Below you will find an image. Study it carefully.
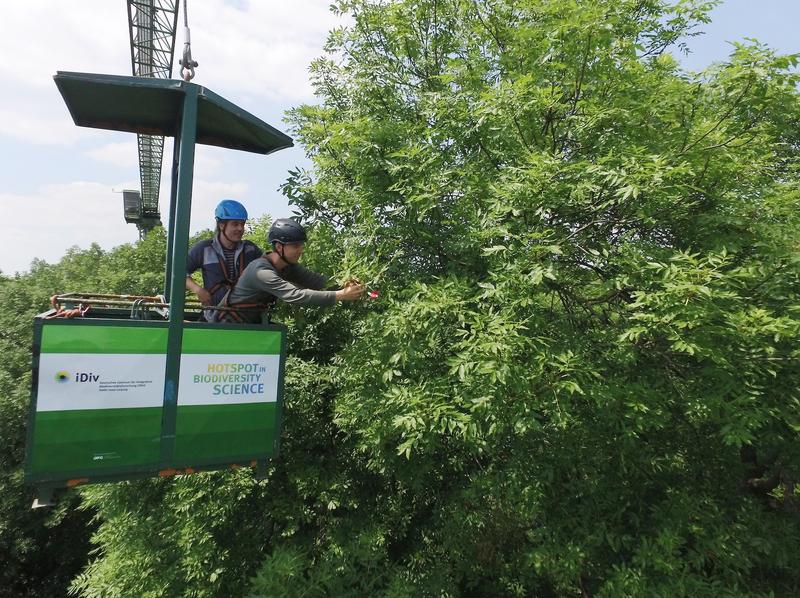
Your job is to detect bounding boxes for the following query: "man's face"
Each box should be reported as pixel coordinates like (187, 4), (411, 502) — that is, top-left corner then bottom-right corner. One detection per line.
(220, 220), (245, 242)
(278, 241), (304, 264)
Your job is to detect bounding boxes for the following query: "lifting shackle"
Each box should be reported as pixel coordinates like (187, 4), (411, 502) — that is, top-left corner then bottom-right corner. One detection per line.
(178, 0), (198, 81)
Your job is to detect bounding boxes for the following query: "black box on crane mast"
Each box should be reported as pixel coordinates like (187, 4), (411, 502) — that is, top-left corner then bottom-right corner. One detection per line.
(122, 189), (142, 224)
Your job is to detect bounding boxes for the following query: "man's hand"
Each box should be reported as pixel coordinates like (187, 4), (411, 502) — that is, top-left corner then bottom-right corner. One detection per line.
(336, 283), (365, 301)
(186, 277), (213, 306)
(196, 288), (213, 306)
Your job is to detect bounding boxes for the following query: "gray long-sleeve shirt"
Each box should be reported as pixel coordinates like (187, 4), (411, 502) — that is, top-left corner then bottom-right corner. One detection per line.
(226, 255), (336, 322)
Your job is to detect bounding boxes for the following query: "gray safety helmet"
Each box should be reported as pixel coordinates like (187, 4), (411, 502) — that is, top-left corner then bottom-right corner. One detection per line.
(268, 218), (307, 246)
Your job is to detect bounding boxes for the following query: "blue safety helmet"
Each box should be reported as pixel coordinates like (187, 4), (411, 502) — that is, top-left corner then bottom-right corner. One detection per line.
(214, 199), (248, 221)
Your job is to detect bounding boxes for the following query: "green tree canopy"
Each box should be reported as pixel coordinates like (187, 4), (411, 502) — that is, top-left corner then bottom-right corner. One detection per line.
(277, 1), (800, 594)
(0, 230), (167, 597)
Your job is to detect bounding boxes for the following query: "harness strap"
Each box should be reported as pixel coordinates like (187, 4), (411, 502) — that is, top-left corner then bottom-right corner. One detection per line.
(46, 303), (91, 319)
(214, 287), (273, 323)
(207, 250), (247, 297)
(220, 302), (267, 323)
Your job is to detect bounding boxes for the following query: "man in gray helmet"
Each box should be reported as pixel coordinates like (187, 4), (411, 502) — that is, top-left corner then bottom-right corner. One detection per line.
(218, 218), (364, 323)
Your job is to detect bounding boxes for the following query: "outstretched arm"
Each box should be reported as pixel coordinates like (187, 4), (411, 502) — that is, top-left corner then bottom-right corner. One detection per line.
(254, 268), (363, 305)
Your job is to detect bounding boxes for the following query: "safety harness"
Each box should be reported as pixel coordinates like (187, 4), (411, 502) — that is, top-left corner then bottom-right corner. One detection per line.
(215, 292), (273, 324)
(206, 250), (247, 299)
(46, 295), (91, 319)
(213, 256), (275, 323)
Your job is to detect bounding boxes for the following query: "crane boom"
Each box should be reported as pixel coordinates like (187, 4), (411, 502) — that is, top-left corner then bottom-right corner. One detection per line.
(125, 0), (180, 237)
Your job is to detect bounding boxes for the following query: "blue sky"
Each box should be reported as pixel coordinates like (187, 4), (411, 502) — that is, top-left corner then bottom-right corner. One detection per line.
(0, 0), (798, 275)
(679, 0), (799, 71)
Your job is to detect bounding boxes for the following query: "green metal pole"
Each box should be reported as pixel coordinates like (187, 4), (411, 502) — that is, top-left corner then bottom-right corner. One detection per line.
(163, 137), (180, 302)
(160, 83), (198, 465)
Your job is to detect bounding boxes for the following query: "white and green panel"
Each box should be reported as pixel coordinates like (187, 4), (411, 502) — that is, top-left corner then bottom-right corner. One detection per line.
(174, 328), (283, 464)
(30, 324), (167, 478)
(28, 322), (285, 482)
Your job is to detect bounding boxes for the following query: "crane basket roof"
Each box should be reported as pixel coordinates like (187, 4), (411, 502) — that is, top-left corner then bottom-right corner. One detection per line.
(54, 71), (292, 154)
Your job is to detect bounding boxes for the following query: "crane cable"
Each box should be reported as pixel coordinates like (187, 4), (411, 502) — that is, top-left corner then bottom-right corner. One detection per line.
(179, 0), (198, 81)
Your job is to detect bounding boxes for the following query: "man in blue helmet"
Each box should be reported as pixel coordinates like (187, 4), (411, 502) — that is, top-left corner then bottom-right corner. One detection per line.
(218, 218), (364, 323)
(186, 199), (263, 321)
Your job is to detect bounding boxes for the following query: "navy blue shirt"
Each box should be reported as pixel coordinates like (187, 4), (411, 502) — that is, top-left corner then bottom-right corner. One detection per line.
(186, 235), (262, 319)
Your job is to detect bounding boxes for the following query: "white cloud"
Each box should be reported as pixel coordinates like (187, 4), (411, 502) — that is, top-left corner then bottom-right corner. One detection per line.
(0, 1), (332, 274)
(84, 141), (139, 168)
(85, 140), (223, 176)
(187, 1), (346, 103)
(0, 1), (127, 90)
(0, 1), (345, 110)
(0, 102), (87, 146)
(0, 177), (262, 275)
(186, 178), (250, 233)
(0, 181), (138, 274)
(193, 146), (225, 177)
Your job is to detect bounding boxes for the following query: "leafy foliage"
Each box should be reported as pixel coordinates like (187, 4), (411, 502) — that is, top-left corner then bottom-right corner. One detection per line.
(0, 230), (166, 597)
(276, 0), (800, 594)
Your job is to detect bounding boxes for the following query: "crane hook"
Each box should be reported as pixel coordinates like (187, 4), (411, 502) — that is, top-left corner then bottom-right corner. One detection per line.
(179, 43), (197, 80)
(179, 27), (198, 81)
(178, 0), (198, 81)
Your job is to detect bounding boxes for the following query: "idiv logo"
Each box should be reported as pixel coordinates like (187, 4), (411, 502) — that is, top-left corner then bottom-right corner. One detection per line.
(54, 370), (100, 383)
(74, 372), (100, 383)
